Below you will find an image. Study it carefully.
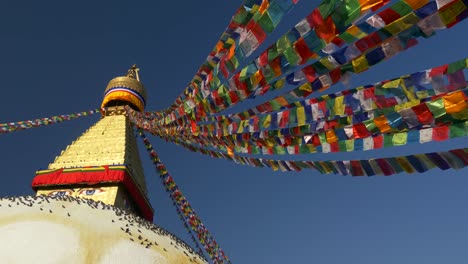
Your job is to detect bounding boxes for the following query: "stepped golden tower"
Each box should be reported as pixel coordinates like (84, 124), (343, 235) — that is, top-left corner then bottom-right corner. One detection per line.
(32, 65), (154, 220)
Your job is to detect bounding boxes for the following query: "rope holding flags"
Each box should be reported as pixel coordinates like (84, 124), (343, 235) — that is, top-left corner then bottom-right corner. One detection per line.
(0, 109), (99, 134)
(138, 130), (231, 264)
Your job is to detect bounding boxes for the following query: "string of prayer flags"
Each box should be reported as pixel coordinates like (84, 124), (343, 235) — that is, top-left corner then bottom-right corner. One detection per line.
(127, 97), (467, 159)
(0, 109), (99, 134)
(163, 0), (301, 121)
(161, 0), (394, 124)
(192, 70), (468, 137)
(157, 0), (467, 127)
(130, 57), (468, 143)
(146, 118), (467, 158)
(193, 36), (468, 128)
(148, 129), (468, 176)
(138, 130), (231, 264)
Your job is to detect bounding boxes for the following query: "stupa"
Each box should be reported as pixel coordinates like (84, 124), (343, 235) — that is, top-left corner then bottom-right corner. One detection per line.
(0, 66), (207, 264)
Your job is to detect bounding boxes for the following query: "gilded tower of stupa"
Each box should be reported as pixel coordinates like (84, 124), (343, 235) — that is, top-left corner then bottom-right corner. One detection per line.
(0, 66), (207, 264)
(31, 65), (153, 221)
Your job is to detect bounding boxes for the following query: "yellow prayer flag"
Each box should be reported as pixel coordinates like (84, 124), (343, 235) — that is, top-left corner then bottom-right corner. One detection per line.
(269, 160), (279, 171)
(299, 82), (312, 93)
(416, 90), (429, 99)
(262, 114), (271, 128)
(394, 100), (420, 111)
(319, 161), (333, 174)
(396, 157), (415, 173)
(265, 138), (275, 147)
(274, 78), (285, 89)
(392, 132), (408, 145)
(400, 76), (417, 101)
(237, 120), (246, 133)
(381, 78), (401, 89)
(439, 0), (466, 25)
(319, 57), (336, 70)
(297, 107), (306, 126)
(384, 13), (419, 35)
(352, 55), (369, 73)
(333, 95), (345, 116)
(346, 25), (367, 39)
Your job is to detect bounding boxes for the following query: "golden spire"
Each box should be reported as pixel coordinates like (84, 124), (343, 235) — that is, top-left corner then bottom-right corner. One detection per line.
(32, 66), (154, 221)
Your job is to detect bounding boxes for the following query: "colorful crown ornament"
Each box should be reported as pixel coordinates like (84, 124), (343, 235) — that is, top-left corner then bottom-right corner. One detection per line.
(101, 64), (147, 112)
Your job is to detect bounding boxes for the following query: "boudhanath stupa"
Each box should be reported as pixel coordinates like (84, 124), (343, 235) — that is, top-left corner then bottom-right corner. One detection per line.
(0, 66), (207, 264)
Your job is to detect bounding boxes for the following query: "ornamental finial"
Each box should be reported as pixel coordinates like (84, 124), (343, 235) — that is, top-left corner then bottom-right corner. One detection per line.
(126, 64), (140, 81)
(101, 65), (147, 113)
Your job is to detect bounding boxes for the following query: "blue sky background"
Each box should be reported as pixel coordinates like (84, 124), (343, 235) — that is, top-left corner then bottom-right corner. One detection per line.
(1, 0), (468, 263)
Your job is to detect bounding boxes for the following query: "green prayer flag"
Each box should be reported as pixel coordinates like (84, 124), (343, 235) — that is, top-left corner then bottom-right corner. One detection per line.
(267, 2), (286, 26)
(317, 0), (336, 18)
(391, 0), (413, 16)
(258, 12), (275, 33)
(318, 132), (327, 143)
(233, 8), (252, 25)
(338, 140), (347, 152)
(284, 47), (301, 66)
(345, 139), (354, 151)
(268, 46), (280, 61)
(276, 35), (291, 53)
(449, 121), (468, 138)
(384, 134), (394, 147)
(363, 119), (377, 132)
(338, 32), (357, 44)
(426, 98), (446, 119)
(447, 58), (467, 74)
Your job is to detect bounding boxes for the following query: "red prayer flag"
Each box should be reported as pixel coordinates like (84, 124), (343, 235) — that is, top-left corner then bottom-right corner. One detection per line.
(449, 149), (468, 165)
(331, 36), (345, 47)
(432, 125), (449, 141)
(279, 110), (290, 128)
(429, 64), (448, 77)
(353, 123), (371, 138)
(412, 103), (434, 124)
(294, 38), (315, 64)
(259, 51), (269, 66)
(350, 160), (365, 176)
(249, 21), (267, 43)
(302, 65), (317, 82)
(330, 142), (339, 152)
(329, 68), (341, 83)
(377, 9), (401, 24)
(229, 91), (240, 104)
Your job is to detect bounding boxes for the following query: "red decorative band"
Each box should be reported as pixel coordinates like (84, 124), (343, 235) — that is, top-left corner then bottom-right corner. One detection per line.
(32, 165), (153, 222)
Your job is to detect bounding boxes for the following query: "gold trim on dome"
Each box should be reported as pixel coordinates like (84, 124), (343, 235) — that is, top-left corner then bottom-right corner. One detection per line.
(104, 76), (147, 101)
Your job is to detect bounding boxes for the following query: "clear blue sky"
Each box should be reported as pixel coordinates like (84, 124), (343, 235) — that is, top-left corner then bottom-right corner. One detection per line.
(1, 1), (468, 263)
